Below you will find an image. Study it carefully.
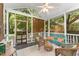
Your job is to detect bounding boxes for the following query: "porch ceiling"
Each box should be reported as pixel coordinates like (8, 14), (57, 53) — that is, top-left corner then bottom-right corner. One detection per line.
(4, 3), (79, 20)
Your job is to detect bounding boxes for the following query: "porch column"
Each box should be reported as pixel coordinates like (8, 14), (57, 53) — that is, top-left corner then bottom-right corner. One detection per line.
(44, 20), (46, 39)
(31, 17), (33, 42)
(48, 19), (50, 36)
(64, 12), (67, 44)
(14, 14), (17, 46)
(26, 17), (28, 42)
(6, 11), (9, 41)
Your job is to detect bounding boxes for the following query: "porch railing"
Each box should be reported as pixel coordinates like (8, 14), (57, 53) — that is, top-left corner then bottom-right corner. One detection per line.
(50, 32), (79, 44)
(66, 33), (79, 44)
(4, 33), (79, 45)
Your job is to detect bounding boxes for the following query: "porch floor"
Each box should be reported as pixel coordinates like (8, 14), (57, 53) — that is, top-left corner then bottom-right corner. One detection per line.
(16, 44), (59, 56)
(15, 42), (36, 50)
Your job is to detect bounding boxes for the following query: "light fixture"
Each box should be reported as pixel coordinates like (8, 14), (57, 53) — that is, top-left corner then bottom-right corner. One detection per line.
(37, 3), (54, 13)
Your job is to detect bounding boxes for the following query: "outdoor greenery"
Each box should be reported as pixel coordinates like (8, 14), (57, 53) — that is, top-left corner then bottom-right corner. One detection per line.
(50, 9), (79, 34)
(50, 16), (64, 23)
(68, 9), (79, 22)
(50, 16), (64, 33)
(45, 21), (48, 32)
(67, 9), (79, 33)
(28, 17), (31, 33)
(8, 8), (79, 34)
(9, 8), (38, 34)
(9, 13), (32, 34)
(9, 13), (15, 34)
(15, 8), (40, 17)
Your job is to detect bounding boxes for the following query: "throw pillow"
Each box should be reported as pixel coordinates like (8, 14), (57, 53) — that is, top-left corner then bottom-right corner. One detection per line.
(58, 38), (63, 42)
(47, 36), (54, 40)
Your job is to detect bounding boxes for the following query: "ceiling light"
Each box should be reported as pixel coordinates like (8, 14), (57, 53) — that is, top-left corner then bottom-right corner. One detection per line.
(37, 3), (54, 13)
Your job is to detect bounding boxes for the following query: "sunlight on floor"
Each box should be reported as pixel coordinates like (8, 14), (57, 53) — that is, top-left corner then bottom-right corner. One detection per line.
(17, 45), (55, 56)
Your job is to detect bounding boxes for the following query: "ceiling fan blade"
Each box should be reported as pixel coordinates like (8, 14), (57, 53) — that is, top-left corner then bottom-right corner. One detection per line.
(48, 6), (54, 9)
(37, 3), (54, 13)
(36, 6), (43, 8)
(39, 8), (49, 13)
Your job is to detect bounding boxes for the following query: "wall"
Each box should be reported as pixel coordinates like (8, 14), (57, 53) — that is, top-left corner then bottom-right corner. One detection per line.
(33, 18), (44, 33)
(0, 3), (3, 41)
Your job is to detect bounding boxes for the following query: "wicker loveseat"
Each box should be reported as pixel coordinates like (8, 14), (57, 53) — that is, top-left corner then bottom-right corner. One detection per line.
(55, 44), (79, 56)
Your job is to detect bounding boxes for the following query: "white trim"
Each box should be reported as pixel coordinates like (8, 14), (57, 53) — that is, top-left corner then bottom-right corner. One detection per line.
(44, 21), (46, 39)
(31, 17), (33, 42)
(66, 6), (79, 13)
(27, 17), (28, 42)
(6, 9), (44, 20)
(6, 11), (9, 41)
(64, 12), (67, 43)
(50, 32), (79, 36)
(64, 13), (67, 35)
(76, 36), (78, 43)
(50, 7), (79, 19)
(14, 14), (16, 46)
(15, 17), (27, 44)
(25, 20), (27, 43)
(67, 33), (79, 36)
(48, 20), (50, 36)
(16, 20), (27, 22)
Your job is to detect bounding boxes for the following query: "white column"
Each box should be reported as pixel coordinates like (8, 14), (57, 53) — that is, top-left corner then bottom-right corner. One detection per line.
(48, 19), (50, 36)
(76, 36), (78, 43)
(31, 17), (33, 42)
(64, 12), (67, 44)
(6, 11), (9, 41)
(14, 14), (17, 46)
(44, 20), (46, 39)
(26, 17), (28, 42)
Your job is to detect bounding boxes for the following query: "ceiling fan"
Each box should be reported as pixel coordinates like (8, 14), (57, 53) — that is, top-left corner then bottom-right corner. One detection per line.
(37, 3), (54, 13)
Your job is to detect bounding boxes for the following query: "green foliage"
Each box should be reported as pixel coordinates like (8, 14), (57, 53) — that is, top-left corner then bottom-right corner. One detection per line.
(45, 21), (48, 32)
(16, 14), (27, 31)
(69, 10), (79, 22)
(28, 17), (31, 33)
(50, 16), (64, 23)
(50, 16), (64, 33)
(50, 9), (79, 33)
(9, 13), (15, 34)
(17, 8), (40, 17)
(69, 23), (79, 31)
(17, 22), (26, 30)
(9, 13), (32, 34)
(68, 9), (79, 32)
(16, 14), (27, 20)
(9, 8), (39, 34)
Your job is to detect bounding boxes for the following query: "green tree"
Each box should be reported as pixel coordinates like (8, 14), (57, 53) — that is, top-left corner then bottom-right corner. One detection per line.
(9, 13), (15, 34)
(67, 9), (79, 33)
(9, 8), (39, 34)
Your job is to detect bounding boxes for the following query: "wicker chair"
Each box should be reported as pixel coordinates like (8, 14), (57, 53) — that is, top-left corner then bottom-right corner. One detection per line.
(44, 40), (53, 51)
(34, 33), (45, 50)
(55, 44), (79, 56)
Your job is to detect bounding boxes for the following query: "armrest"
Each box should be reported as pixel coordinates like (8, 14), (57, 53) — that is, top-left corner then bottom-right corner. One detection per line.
(55, 48), (77, 50)
(55, 48), (77, 56)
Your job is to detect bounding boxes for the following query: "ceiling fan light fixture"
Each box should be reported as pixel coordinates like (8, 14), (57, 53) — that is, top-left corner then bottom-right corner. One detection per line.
(37, 3), (54, 13)
(40, 8), (48, 13)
